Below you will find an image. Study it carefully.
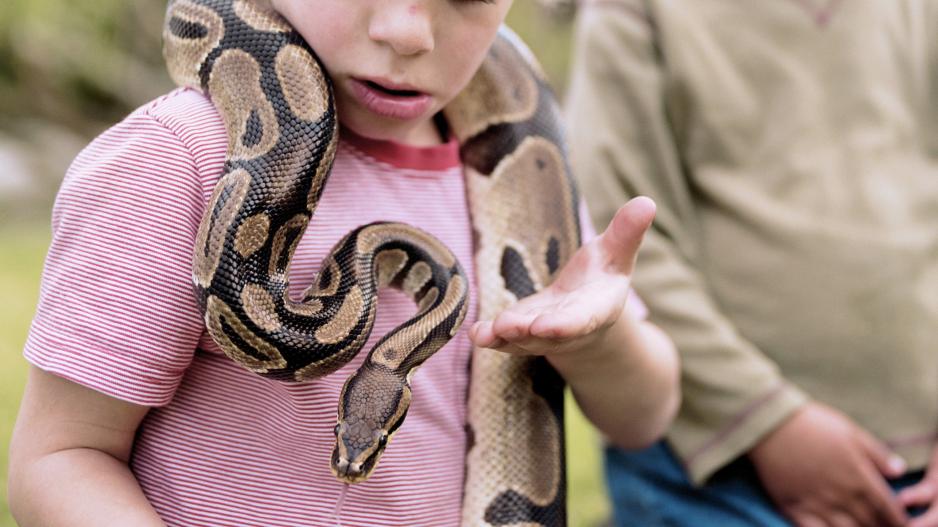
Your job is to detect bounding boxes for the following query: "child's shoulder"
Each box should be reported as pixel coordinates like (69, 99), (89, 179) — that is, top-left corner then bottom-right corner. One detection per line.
(139, 87), (222, 136)
(65, 88), (226, 192)
(56, 88), (227, 224)
(133, 87), (227, 172)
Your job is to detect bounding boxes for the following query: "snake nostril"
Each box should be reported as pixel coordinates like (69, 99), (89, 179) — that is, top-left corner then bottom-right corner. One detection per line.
(336, 458), (349, 474)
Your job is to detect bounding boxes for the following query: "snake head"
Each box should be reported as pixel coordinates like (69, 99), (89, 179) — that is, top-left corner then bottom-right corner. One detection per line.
(331, 364), (413, 483)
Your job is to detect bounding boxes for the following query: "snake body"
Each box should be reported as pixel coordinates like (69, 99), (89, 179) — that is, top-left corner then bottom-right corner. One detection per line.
(163, 1), (579, 524)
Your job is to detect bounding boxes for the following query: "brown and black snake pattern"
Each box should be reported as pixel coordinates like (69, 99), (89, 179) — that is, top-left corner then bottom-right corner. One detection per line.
(163, 1), (579, 525)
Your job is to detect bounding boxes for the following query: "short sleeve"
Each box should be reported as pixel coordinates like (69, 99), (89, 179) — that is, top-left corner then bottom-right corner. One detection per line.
(24, 103), (212, 406)
(579, 199), (647, 319)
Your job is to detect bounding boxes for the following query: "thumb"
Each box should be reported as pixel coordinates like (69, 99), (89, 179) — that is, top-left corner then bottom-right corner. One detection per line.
(600, 196), (656, 274)
(857, 428), (907, 479)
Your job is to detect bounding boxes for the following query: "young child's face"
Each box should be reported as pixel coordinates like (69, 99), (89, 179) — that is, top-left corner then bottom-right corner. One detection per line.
(272, 0), (513, 145)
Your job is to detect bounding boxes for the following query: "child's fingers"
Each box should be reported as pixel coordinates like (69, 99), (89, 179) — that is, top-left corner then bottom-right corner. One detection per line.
(480, 280), (623, 351)
(491, 342), (540, 356)
(857, 428), (906, 479)
(898, 479), (936, 508)
(510, 291), (559, 314)
(469, 321), (507, 349)
(470, 321), (541, 355)
(502, 296), (593, 340)
(909, 506), (938, 527)
(600, 196), (656, 274)
(487, 308), (583, 354)
(483, 307), (609, 355)
(529, 309), (594, 341)
(492, 309), (538, 342)
(531, 286), (619, 338)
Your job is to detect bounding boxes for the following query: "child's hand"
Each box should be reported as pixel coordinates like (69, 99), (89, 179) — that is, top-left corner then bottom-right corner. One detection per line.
(468, 196), (678, 447)
(469, 196), (656, 360)
(749, 402), (908, 527)
(898, 445), (938, 526)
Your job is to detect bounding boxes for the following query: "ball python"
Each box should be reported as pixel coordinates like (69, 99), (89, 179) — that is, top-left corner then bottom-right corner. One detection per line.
(163, 1), (581, 525)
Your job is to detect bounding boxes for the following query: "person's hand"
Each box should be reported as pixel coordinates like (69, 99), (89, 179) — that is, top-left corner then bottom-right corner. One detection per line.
(748, 402), (908, 527)
(898, 445), (938, 526)
(468, 197), (655, 362)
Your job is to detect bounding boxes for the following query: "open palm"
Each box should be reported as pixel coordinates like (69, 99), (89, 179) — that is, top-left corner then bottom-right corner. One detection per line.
(469, 197), (656, 356)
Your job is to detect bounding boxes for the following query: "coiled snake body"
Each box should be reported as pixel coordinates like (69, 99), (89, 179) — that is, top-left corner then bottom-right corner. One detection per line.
(164, 1), (580, 525)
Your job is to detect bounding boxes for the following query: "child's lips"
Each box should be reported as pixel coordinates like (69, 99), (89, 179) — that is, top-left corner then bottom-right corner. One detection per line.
(348, 78), (433, 120)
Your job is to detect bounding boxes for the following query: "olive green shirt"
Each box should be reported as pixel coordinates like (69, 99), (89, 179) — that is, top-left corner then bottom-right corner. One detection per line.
(567, 0), (938, 484)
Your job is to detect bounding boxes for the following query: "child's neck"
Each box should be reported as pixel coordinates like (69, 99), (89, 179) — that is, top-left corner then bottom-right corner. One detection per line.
(398, 114), (448, 147)
(342, 114), (450, 148)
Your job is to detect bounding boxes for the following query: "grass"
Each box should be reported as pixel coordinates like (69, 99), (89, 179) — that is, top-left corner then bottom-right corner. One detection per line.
(0, 223), (610, 526)
(566, 395), (613, 526)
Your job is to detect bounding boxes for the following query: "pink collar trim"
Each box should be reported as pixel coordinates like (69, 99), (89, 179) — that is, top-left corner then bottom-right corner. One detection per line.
(339, 126), (461, 171)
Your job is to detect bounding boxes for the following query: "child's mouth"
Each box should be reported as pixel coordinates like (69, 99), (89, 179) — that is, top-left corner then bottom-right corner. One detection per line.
(349, 78), (433, 121)
(364, 80), (421, 97)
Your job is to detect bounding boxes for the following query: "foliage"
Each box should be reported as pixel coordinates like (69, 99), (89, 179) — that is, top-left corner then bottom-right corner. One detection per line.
(0, 1), (173, 135)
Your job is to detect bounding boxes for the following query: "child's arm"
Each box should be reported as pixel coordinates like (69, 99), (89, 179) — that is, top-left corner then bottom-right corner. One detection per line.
(8, 367), (165, 526)
(469, 197), (680, 448)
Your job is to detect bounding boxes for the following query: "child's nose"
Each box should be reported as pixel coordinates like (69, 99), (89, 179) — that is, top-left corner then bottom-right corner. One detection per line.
(368, 1), (435, 57)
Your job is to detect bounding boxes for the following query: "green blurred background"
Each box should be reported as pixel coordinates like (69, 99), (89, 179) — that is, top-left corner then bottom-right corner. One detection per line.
(0, 1), (610, 525)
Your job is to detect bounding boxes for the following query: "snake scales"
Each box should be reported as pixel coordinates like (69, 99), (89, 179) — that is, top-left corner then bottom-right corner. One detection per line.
(163, 1), (580, 525)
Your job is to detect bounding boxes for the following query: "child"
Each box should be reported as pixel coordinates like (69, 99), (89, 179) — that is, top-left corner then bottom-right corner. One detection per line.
(567, 0), (938, 526)
(8, 0), (678, 525)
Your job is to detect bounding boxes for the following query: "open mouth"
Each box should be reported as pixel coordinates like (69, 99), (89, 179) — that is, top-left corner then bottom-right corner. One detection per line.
(348, 78), (433, 120)
(363, 80), (422, 97)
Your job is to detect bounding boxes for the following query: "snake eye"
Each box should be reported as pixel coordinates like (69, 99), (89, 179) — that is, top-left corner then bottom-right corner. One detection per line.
(378, 432), (389, 447)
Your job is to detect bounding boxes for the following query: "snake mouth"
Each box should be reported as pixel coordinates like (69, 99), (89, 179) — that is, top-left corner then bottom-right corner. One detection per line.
(331, 446), (383, 484)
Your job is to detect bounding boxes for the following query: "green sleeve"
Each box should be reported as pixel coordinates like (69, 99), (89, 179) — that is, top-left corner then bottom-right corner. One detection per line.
(565, 0), (807, 484)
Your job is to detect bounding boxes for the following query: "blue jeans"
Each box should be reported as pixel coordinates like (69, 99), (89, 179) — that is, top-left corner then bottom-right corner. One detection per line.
(605, 441), (926, 526)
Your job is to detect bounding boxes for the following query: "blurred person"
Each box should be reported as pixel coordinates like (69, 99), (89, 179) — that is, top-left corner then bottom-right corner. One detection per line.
(6, 0), (680, 525)
(567, 1), (938, 526)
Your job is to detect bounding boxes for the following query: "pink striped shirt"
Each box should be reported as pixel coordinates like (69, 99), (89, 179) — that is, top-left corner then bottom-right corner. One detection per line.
(25, 87), (632, 526)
